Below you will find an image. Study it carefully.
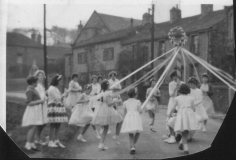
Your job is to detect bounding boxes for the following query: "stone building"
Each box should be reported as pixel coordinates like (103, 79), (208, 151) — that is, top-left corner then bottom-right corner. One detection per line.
(69, 5), (235, 111)
(6, 32), (71, 92)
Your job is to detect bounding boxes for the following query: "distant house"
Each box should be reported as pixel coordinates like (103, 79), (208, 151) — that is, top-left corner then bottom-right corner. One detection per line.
(6, 32), (72, 92)
(70, 4), (235, 109)
(70, 10), (144, 86)
(122, 4), (230, 84)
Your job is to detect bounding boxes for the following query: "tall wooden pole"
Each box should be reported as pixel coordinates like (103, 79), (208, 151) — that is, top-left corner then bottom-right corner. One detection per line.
(151, 4), (155, 69)
(44, 4), (48, 89)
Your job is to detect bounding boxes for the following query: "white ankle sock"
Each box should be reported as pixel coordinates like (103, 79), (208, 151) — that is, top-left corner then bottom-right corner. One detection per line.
(25, 142), (31, 149)
(184, 144), (188, 151)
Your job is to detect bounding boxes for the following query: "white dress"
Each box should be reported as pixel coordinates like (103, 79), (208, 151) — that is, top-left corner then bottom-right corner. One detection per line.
(22, 86), (44, 126)
(35, 83), (48, 124)
(89, 83), (101, 110)
(65, 80), (82, 109)
(145, 87), (161, 113)
(200, 84), (215, 116)
(173, 95), (199, 132)
(121, 98), (143, 134)
(69, 93), (94, 127)
(189, 88), (209, 121)
(92, 91), (123, 126)
(108, 78), (122, 107)
(167, 81), (184, 116)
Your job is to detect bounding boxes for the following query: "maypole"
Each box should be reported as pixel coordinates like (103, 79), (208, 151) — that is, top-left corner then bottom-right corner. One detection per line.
(168, 26), (187, 83)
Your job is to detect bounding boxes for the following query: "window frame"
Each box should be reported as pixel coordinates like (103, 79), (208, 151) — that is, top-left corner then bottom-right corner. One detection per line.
(77, 52), (86, 64)
(190, 34), (200, 55)
(158, 40), (166, 58)
(103, 48), (114, 61)
(17, 53), (23, 64)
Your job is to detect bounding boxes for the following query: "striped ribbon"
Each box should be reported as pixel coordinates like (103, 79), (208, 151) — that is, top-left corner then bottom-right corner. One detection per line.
(176, 49), (182, 82)
(182, 48), (236, 91)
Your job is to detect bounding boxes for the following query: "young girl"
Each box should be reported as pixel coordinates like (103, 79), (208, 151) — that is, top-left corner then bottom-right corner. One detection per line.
(120, 88), (143, 155)
(92, 79), (123, 150)
(22, 76), (45, 151)
(145, 78), (161, 132)
(65, 73), (82, 110)
(200, 73), (215, 118)
(89, 75), (101, 139)
(168, 83), (199, 155)
(69, 84), (96, 142)
(47, 74), (68, 148)
(34, 70), (48, 145)
(188, 77), (208, 133)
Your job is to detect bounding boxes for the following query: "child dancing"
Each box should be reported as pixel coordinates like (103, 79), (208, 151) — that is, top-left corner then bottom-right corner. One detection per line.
(120, 88), (143, 154)
(168, 83), (199, 155)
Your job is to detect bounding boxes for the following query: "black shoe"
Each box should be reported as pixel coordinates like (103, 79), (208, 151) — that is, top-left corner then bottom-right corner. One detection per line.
(130, 149), (135, 155)
(187, 138), (192, 142)
(175, 134), (182, 142)
(150, 128), (156, 132)
(31, 147), (41, 152)
(179, 144), (183, 150)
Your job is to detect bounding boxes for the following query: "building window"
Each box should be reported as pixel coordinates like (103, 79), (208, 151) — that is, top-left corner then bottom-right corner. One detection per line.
(103, 48), (114, 61)
(17, 53), (23, 64)
(158, 66), (165, 79)
(67, 56), (71, 66)
(122, 74), (127, 87)
(158, 41), (166, 57)
(191, 35), (199, 55)
(78, 52), (86, 64)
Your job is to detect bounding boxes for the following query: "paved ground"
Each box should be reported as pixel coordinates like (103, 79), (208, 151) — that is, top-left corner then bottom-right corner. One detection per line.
(26, 107), (222, 159)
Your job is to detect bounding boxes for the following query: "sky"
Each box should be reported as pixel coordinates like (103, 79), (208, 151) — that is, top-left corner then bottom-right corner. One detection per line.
(6, 0), (233, 31)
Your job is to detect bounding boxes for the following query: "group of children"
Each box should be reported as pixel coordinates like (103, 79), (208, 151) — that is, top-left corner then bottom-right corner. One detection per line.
(22, 68), (215, 156)
(163, 71), (215, 155)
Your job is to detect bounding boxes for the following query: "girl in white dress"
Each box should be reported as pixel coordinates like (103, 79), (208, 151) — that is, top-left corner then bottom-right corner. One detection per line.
(164, 71), (184, 143)
(89, 75), (101, 139)
(168, 83), (199, 155)
(188, 77), (208, 133)
(34, 70), (48, 145)
(200, 73), (215, 118)
(69, 84), (99, 142)
(65, 74), (82, 110)
(145, 78), (161, 132)
(121, 88), (143, 155)
(22, 76), (45, 151)
(92, 79), (123, 150)
(47, 74), (68, 148)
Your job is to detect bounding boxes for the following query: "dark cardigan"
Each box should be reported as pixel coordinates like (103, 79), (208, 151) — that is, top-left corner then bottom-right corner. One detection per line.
(206, 84), (214, 99)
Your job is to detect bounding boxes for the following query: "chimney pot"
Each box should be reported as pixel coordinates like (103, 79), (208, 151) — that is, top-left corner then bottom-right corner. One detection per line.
(170, 5), (181, 23)
(201, 4), (213, 16)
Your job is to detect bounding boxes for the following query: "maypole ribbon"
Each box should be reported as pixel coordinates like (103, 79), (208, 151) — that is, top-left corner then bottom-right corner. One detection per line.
(141, 47), (181, 110)
(113, 52), (176, 97)
(181, 48), (187, 82)
(182, 48), (236, 91)
(110, 47), (176, 89)
(184, 49), (201, 83)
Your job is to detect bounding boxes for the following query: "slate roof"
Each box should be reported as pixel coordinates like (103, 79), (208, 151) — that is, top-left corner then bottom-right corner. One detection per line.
(97, 12), (143, 32)
(75, 26), (141, 48)
(7, 32), (42, 48)
(122, 9), (226, 45)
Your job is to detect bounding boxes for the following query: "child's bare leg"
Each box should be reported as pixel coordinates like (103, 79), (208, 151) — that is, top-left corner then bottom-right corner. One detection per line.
(134, 132), (140, 145)
(129, 133), (134, 148)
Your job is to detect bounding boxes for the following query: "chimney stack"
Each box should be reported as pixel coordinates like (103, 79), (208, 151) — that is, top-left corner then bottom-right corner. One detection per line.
(142, 9), (152, 25)
(170, 5), (181, 23)
(78, 21), (83, 34)
(37, 33), (42, 44)
(201, 4), (213, 16)
(31, 30), (36, 41)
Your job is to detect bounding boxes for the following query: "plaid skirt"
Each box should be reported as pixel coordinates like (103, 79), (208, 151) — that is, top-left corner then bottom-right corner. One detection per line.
(47, 102), (68, 123)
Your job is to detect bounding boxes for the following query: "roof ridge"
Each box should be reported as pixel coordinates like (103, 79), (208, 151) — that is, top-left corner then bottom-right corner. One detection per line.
(97, 12), (142, 21)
